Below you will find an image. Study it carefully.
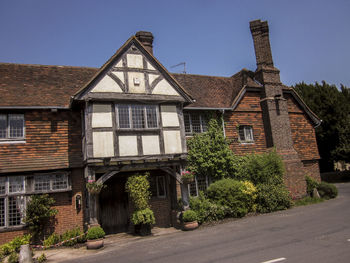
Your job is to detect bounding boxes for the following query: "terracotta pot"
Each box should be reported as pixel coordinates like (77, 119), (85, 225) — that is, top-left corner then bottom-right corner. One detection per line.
(134, 224), (152, 236)
(86, 238), (104, 249)
(183, 221), (199, 231)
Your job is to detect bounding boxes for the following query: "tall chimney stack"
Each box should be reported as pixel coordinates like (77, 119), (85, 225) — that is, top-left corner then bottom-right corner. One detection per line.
(135, 31), (154, 55)
(250, 20), (274, 68)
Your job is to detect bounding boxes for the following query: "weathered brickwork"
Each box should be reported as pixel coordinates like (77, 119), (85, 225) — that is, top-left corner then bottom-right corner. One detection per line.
(0, 110), (83, 173)
(0, 229), (27, 245)
(150, 198), (171, 227)
(303, 160), (321, 182)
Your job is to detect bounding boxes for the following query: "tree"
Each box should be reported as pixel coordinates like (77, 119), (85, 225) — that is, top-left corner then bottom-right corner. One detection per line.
(294, 81), (350, 171)
(187, 119), (238, 179)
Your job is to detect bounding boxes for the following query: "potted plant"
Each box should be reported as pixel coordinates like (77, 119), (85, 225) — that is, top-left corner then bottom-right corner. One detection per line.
(132, 208), (156, 236)
(182, 210), (199, 231)
(86, 180), (105, 195)
(181, 171), (195, 184)
(86, 226), (105, 249)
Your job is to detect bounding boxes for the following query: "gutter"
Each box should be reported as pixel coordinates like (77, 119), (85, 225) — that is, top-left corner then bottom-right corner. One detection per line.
(220, 109), (226, 138)
(0, 106), (69, 110)
(184, 107), (233, 110)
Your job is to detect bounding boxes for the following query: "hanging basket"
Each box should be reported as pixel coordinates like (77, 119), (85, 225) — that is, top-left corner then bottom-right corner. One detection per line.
(86, 181), (105, 195)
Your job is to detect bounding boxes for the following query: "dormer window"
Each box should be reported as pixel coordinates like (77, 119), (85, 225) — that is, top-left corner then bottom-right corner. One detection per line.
(117, 104), (158, 129)
(0, 114), (25, 141)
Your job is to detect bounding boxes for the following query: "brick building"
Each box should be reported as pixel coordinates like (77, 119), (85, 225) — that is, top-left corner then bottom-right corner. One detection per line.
(0, 20), (320, 243)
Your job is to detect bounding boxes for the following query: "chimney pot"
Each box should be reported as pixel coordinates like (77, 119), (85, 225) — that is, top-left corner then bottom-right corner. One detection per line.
(135, 31), (154, 55)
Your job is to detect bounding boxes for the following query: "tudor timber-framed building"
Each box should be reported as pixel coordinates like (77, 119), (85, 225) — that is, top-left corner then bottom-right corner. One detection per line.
(0, 20), (321, 243)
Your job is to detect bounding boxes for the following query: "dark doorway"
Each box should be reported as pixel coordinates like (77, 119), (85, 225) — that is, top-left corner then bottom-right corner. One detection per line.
(99, 175), (129, 234)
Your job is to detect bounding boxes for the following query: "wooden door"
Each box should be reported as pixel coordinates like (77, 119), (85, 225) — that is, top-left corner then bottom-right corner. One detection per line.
(99, 176), (129, 234)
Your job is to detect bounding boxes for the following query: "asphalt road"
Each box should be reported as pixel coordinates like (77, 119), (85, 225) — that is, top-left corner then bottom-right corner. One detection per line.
(64, 183), (350, 263)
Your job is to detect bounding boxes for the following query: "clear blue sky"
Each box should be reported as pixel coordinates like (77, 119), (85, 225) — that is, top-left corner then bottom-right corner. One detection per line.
(1, 0), (349, 87)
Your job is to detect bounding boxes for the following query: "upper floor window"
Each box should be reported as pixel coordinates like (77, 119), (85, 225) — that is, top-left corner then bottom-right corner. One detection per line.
(238, 125), (254, 143)
(0, 114), (25, 140)
(184, 112), (207, 135)
(117, 105), (158, 129)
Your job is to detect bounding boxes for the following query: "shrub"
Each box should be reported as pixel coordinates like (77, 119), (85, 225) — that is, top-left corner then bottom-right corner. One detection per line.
(61, 227), (85, 246)
(131, 208), (156, 225)
(24, 194), (58, 241)
(126, 173), (151, 210)
(206, 179), (257, 218)
(0, 235), (31, 256)
(43, 233), (60, 247)
(255, 184), (292, 213)
(86, 226), (105, 240)
(189, 192), (227, 224)
(234, 150), (284, 186)
(37, 253), (47, 263)
(317, 182), (338, 199)
(182, 210), (198, 222)
(8, 252), (18, 263)
(305, 175), (320, 196)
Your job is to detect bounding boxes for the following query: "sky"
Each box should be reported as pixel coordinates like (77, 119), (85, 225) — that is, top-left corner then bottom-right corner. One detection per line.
(0, 0), (349, 87)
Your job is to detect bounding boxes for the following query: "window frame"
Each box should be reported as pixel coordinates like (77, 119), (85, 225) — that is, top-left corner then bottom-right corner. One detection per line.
(0, 113), (25, 142)
(116, 104), (159, 130)
(155, 176), (166, 198)
(184, 112), (207, 135)
(238, 125), (254, 143)
(188, 175), (210, 197)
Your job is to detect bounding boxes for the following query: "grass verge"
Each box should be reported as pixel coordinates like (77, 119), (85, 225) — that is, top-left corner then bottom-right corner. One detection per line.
(293, 196), (325, 207)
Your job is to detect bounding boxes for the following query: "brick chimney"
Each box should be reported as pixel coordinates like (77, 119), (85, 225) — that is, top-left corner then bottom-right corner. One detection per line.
(249, 20), (307, 198)
(135, 31), (154, 55)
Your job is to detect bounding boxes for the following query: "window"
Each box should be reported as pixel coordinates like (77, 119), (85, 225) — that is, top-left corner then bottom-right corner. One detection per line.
(117, 105), (158, 129)
(0, 176), (26, 227)
(189, 175), (210, 197)
(0, 114), (25, 140)
(238, 125), (254, 143)
(34, 174), (69, 192)
(150, 176), (166, 198)
(184, 112), (207, 135)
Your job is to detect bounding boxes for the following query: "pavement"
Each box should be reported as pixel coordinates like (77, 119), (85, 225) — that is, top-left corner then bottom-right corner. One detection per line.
(33, 227), (182, 262)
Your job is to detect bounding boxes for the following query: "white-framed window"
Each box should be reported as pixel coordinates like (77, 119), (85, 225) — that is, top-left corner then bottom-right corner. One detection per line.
(0, 176), (26, 228)
(0, 114), (25, 140)
(238, 125), (254, 143)
(150, 176), (166, 198)
(184, 112), (207, 135)
(116, 104), (158, 129)
(189, 175), (210, 197)
(34, 174), (69, 192)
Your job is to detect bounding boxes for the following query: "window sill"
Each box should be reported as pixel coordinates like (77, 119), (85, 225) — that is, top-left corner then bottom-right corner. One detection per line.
(239, 141), (255, 145)
(0, 139), (26, 144)
(0, 224), (26, 233)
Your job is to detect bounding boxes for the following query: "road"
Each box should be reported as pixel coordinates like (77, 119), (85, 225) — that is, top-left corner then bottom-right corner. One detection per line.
(63, 183), (350, 263)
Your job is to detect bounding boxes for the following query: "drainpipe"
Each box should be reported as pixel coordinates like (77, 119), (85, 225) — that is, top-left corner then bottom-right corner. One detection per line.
(220, 109), (226, 138)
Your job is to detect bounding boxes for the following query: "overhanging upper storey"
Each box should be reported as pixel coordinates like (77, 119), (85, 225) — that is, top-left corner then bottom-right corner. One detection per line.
(73, 36), (193, 105)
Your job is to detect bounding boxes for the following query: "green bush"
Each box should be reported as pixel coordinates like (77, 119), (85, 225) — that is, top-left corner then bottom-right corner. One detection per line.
(317, 182), (338, 199)
(305, 175), (320, 196)
(8, 252), (18, 263)
(24, 194), (58, 241)
(126, 173), (151, 210)
(0, 234), (31, 257)
(189, 192), (227, 224)
(255, 184), (292, 213)
(234, 151), (284, 186)
(182, 210), (198, 222)
(206, 179), (257, 218)
(61, 227), (85, 246)
(86, 226), (105, 240)
(37, 253), (47, 263)
(43, 233), (60, 247)
(131, 208), (156, 225)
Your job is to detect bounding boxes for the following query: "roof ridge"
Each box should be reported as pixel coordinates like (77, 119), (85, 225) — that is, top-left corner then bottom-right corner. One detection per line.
(171, 72), (233, 79)
(0, 62), (98, 70)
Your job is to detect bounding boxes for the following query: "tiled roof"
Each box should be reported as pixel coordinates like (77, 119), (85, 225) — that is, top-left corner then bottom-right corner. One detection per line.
(0, 62), (260, 108)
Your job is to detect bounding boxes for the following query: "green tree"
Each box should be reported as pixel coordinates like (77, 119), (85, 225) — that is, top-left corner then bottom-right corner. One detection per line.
(294, 81), (350, 171)
(187, 119), (238, 179)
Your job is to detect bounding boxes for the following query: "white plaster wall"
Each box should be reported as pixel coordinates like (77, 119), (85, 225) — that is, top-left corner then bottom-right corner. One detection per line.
(147, 62), (155, 70)
(91, 74), (123, 93)
(93, 131), (114, 157)
(161, 105), (180, 127)
(152, 79), (180, 96)
(127, 54), (143, 68)
(115, 60), (123, 68)
(111, 71), (125, 84)
(91, 104), (113, 128)
(148, 74), (159, 86)
(163, 130), (182, 154)
(142, 135), (160, 155)
(119, 136), (138, 156)
(128, 72), (146, 93)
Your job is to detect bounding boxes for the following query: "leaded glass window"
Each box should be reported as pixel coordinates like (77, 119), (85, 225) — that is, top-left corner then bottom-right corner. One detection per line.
(9, 177), (24, 193)
(117, 105), (158, 129)
(0, 114), (25, 140)
(52, 174), (68, 190)
(238, 125), (254, 143)
(34, 176), (51, 191)
(184, 112), (207, 135)
(131, 105), (145, 128)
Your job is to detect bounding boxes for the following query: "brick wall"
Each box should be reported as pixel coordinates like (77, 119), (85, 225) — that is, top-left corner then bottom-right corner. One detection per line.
(150, 198), (171, 227)
(0, 109), (83, 173)
(0, 229), (27, 245)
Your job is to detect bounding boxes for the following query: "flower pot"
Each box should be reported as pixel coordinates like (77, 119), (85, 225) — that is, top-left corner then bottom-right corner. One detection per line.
(86, 238), (104, 249)
(182, 178), (194, 184)
(134, 223), (152, 236)
(183, 221), (198, 231)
